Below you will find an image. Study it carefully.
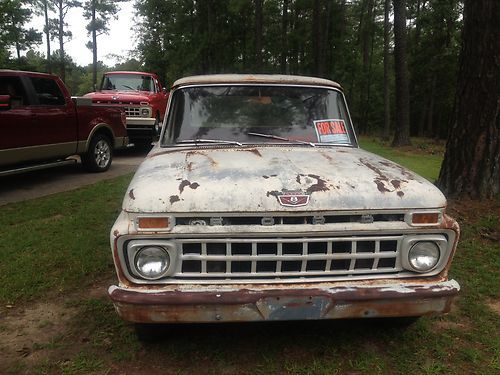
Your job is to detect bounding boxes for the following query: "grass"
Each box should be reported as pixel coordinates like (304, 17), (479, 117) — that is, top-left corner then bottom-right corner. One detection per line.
(358, 136), (444, 181)
(0, 174), (132, 305)
(1, 138), (498, 374)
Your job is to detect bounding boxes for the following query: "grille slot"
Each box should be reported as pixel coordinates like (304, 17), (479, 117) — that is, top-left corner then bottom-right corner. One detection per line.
(175, 214), (405, 226)
(175, 236), (402, 280)
(125, 107), (141, 117)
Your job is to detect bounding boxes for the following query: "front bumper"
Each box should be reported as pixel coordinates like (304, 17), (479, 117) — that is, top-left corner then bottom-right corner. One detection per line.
(108, 279), (459, 323)
(126, 117), (156, 127)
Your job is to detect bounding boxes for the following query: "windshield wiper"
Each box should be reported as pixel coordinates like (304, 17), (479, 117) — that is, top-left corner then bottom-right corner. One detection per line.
(177, 139), (243, 146)
(247, 132), (316, 147)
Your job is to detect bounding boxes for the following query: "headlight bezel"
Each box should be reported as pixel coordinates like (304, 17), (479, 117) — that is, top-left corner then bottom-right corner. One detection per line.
(126, 240), (178, 280)
(401, 235), (449, 273)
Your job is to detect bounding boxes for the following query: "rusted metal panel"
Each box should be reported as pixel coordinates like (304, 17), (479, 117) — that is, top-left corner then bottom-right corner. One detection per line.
(109, 279), (459, 323)
(172, 74), (342, 90)
(122, 147), (446, 213)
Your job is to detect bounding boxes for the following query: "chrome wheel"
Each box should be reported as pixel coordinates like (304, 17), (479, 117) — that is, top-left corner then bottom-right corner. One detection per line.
(94, 139), (111, 168)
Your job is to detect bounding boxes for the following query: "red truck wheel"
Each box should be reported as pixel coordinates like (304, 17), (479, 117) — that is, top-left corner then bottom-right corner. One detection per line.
(82, 134), (113, 172)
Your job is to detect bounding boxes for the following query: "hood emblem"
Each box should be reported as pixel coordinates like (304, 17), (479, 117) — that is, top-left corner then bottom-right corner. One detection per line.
(112, 95), (119, 100)
(278, 191), (310, 207)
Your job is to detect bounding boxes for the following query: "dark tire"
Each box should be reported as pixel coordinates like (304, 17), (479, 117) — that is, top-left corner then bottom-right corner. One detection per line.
(153, 114), (161, 138)
(82, 134), (112, 172)
(134, 323), (168, 342)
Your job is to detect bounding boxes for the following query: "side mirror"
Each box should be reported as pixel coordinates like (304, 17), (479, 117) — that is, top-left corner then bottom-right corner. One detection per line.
(162, 87), (168, 94)
(0, 95), (11, 110)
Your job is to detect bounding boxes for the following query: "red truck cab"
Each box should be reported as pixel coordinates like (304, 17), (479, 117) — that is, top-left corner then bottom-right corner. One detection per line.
(84, 71), (169, 146)
(0, 70), (128, 175)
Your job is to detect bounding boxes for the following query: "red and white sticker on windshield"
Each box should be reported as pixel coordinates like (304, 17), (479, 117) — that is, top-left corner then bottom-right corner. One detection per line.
(313, 119), (350, 143)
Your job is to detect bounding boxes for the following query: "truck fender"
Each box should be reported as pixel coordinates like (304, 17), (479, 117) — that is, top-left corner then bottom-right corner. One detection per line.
(77, 123), (115, 153)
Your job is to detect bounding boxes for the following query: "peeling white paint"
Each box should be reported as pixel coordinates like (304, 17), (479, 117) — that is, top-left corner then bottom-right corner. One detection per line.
(122, 146), (446, 213)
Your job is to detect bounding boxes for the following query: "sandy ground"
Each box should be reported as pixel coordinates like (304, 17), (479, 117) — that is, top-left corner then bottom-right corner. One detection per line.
(0, 147), (149, 206)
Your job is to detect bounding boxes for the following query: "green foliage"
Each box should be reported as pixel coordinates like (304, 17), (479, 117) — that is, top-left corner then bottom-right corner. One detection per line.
(0, 1), (463, 139)
(134, 0), (463, 140)
(0, 0), (42, 58)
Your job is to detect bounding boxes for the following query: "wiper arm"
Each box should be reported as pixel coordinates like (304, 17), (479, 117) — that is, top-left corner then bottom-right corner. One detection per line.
(177, 139), (243, 146)
(247, 132), (315, 147)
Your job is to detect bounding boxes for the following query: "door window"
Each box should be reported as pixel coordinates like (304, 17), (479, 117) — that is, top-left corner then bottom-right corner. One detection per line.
(0, 76), (30, 107)
(30, 77), (65, 105)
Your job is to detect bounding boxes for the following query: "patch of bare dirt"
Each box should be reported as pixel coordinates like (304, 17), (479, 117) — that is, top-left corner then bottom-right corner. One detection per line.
(0, 274), (115, 374)
(0, 301), (78, 372)
(447, 199), (500, 224)
(487, 299), (500, 315)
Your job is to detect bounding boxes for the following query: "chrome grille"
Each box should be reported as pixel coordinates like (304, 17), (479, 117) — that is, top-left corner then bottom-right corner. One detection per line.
(174, 236), (402, 280)
(125, 107), (141, 117)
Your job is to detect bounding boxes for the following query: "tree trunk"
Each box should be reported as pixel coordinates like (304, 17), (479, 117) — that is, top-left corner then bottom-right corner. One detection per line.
(92, 0), (97, 91)
(360, 0), (374, 133)
(437, 0), (500, 199)
(280, 0), (289, 74)
(58, 0), (65, 81)
(391, 0), (411, 146)
(426, 74), (436, 137)
(254, 0), (263, 71)
(44, 0), (51, 73)
(383, 0), (391, 140)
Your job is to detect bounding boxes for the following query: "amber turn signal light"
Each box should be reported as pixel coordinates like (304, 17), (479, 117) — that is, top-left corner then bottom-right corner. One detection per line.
(412, 213), (440, 225)
(137, 217), (170, 229)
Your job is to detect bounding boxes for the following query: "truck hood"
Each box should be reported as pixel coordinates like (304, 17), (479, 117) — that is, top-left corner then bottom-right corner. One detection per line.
(84, 90), (153, 103)
(123, 146), (446, 213)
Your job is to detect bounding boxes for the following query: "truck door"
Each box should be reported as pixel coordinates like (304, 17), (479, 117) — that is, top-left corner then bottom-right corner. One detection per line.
(26, 76), (78, 159)
(0, 75), (37, 166)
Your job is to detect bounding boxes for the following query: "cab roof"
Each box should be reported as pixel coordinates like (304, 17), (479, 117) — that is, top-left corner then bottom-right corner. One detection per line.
(172, 74), (342, 89)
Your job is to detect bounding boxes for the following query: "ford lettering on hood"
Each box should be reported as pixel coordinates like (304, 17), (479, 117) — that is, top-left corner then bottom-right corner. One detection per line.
(108, 74), (460, 336)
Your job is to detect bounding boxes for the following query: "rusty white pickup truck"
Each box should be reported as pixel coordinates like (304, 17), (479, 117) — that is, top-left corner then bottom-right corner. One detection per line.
(108, 74), (460, 336)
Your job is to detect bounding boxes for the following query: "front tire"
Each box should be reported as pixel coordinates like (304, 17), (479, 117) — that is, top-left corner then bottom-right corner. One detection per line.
(82, 134), (112, 172)
(153, 114), (161, 141)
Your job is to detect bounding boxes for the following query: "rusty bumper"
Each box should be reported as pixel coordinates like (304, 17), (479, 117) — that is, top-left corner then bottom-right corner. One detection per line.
(108, 279), (459, 323)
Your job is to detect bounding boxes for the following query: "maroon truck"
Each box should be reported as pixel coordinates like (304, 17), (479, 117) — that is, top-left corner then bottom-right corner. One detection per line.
(0, 70), (128, 176)
(84, 71), (169, 146)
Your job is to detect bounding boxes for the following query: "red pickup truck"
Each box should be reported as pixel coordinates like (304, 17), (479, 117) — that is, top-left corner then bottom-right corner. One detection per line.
(0, 70), (128, 176)
(84, 71), (169, 146)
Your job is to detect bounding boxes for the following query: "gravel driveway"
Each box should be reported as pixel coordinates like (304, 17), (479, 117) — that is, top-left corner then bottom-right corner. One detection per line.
(0, 147), (148, 206)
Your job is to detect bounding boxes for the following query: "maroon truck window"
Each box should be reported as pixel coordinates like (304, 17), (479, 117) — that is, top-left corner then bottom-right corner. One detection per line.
(0, 76), (30, 107)
(30, 77), (65, 106)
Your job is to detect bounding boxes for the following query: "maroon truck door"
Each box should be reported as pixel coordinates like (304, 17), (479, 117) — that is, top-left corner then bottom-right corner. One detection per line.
(0, 75), (37, 166)
(27, 76), (77, 150)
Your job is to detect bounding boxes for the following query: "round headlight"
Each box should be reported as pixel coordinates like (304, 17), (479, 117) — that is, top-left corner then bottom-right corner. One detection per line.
(408, 241), (440, 272)
(135, 246), (170, 280)
(141, 108), (150, 117)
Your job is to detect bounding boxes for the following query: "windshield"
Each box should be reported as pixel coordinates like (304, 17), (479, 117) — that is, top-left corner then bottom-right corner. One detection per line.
(162, 85), (356, 146)
(101, 74), (154, 92)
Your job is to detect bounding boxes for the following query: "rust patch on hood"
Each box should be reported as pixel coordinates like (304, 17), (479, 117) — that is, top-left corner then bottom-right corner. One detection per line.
(179, 180), (200, 193)
(375, 180), (390, 193)
(391, 179), (401, 189)
(266, 190), (281, 202)
(242, 148), (262, 157)
(186, 150), (218, 167)
(170, 195), (180, 204)
(359, 158), (407, 195)
(380, 160), (416, 180)
(306, 174), (330, 194)
(320, 151), (334, 163)
(128, 189), (135, 200)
